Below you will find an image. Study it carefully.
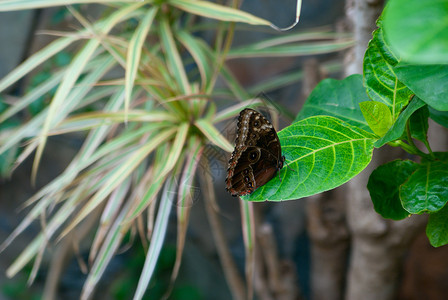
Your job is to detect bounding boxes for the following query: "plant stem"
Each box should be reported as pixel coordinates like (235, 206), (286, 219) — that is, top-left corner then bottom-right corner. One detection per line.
(405, 121), (435, 160)
(390, 140), (433, 160)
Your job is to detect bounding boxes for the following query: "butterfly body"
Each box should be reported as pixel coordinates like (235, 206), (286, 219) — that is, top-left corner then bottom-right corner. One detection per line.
(225, 108), (285, 197)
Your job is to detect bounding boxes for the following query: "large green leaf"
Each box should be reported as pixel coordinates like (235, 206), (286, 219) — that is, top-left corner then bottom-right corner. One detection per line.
(394, 64), (448, 111)
(363, 24), (413, 119)
(383, 0), (448, 64)
(400, 161), (448, 214)
(374, 97), (426, 147)
(427, 204), (448, 247)
(244, 116), (376, 201)
(295, 74), (371, 132)
(368, 160), (418, 220)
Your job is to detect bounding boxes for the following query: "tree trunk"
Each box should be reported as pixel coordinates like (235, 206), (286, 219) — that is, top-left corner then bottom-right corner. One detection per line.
(307, 188), (349, 300)
(344, 2), (427, 299)
(344, 0), (385, 75)
(345, 148), (426, 300)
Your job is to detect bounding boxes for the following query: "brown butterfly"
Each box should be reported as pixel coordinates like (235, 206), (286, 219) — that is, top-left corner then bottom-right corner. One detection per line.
(225, 108), (285, 197)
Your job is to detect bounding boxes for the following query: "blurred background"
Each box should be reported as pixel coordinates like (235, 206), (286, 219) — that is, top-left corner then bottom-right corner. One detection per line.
(1, 1), (448, 300)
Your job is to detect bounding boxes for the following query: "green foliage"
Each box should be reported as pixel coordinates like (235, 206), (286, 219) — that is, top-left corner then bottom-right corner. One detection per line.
(256, 0), (448, 248)
(400, 159), (448, 214)
(244, 116), (376, 201)
(383, 0), (448, 64)
(1, 265), (41, 300)
(368, 160), (417, 220)
(2, 279), (41, 300)
(428, 106), (448, 128)
(394, 65), (448, 111)
(363, 19), (413, 119)
(295, 74), (371, 132)
(409, 105), (430, 148)
(369, 0), (448, 249)
(359, 101), (392, 137)
(373, 96), (426, 148)
(427, 205), (448, 247)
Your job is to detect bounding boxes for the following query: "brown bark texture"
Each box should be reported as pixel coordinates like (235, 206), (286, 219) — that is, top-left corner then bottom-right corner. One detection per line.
(307, 188), (349, 300)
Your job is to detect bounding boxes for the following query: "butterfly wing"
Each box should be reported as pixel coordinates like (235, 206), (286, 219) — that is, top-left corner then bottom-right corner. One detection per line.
(226, 146), (278, 196)
(226, 108), (284, 197)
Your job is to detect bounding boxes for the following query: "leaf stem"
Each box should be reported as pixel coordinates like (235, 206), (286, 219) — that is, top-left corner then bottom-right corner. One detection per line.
(390, 140), (433, 160)
(405, 120), (435, 159)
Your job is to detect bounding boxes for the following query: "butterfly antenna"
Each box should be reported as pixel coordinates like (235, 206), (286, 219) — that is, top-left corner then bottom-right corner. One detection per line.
(269, 0), (302, 32)
(283, 156), (295, 173)
(285, 162), (295, 172)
